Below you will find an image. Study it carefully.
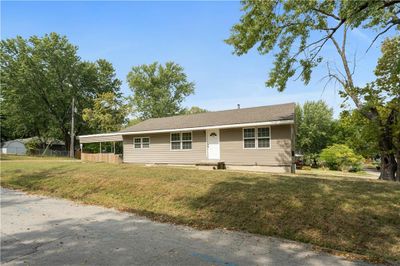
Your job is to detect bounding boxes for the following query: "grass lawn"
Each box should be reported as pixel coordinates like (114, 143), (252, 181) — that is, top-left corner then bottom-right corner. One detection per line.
(0, 154), (74, 161)
(296, 168), (375, 179)
(1, 160), (399, 263)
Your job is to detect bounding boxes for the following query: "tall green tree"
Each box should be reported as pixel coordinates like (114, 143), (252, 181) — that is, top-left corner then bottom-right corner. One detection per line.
(82, 92), (130, 133)
(226, 0), (399, 92)
(0, 33), (122, 150)
(331, 110), (379, 159)
(359, 37), (399, 180)
(226, 0), (399, 180)
(295, 101), (334, 165)
(127, 62), (195, 120)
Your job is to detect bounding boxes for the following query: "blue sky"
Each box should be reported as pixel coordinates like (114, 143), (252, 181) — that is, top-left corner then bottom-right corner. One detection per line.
(1, 1), (387, 117)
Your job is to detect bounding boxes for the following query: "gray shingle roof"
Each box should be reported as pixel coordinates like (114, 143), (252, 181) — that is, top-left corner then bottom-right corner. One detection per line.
(120, 102), (295, 133)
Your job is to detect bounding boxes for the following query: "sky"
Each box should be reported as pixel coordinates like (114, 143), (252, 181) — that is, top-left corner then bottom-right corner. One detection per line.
(1, 1), (389, 117)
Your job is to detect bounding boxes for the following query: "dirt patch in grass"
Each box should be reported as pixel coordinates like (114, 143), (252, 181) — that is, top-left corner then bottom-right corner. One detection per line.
(1, 160), (399, 263)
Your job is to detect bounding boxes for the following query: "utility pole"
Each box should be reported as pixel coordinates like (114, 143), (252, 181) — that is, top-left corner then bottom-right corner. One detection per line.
(69, 97), (75, 158)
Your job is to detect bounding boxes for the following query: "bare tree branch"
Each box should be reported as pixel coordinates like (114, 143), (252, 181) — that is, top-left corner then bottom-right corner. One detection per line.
(326, 62), (346, 87)
(351, 50), (357, 76)
(333, 62), (347, 82)
(311, 7), (340, 20)
(366, 23), (397, 52)
(304, 0), (400, 61)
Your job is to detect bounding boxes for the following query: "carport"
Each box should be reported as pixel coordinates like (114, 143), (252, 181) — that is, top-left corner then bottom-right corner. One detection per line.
(78, 133), (123, 163)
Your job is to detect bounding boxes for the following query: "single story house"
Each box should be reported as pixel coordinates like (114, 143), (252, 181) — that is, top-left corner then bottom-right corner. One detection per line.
(78, 102), (296, 173)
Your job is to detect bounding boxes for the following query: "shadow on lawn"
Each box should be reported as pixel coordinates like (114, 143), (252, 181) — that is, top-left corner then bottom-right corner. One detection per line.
(1, 167), (69, 190)
(2, 188), (378, 266)
(2, 166), (399, 262)
(188, 175), (400, 261)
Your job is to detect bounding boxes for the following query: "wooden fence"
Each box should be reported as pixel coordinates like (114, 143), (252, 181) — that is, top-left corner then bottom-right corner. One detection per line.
(81, 153), (122, 164)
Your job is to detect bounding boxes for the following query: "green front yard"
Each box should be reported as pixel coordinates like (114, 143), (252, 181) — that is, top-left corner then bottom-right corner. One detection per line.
(0, 154), (74, 161)
(1, 160), (399, 263)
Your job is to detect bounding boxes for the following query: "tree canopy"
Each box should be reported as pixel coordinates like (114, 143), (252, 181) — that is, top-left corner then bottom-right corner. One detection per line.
(331, 110), (379, 159)
(295, 100), (334, 164)
(360, 36), (400, 180)
(127, 62), (195, 120)
(82, 92), (131, 133)
(0, 33), (122, 148)
(227, 0), (400, 180)
(226, 0), (399, 92)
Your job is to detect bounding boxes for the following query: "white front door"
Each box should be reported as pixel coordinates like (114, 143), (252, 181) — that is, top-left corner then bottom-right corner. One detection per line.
(207, 129), (220, 160)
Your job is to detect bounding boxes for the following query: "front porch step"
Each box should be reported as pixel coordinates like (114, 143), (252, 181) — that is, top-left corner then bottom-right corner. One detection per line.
(196, 160), (226, 169)
(195, 160), (221, 166)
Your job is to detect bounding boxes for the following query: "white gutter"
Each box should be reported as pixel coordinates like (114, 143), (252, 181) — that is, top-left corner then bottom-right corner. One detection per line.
(78, 132), (121, 139)
(78, 120), (294, 139)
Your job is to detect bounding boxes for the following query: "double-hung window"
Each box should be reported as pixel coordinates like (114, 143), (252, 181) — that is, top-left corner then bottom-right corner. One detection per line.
(257, 128), (270, 148)
(171, 132), (192, 150)
(142, 137), (150, 148)
(243, 127), (271, 149)
(243, 128), (256, 148)
(134, 137), (150, 149)
(182, 132), (192, 149)
(171, 133), (181, 150)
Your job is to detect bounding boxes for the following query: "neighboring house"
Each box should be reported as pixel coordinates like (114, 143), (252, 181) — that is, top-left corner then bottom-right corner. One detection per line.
(1, 140), (27, 155)
(78, 103), (296, 173)
(1, 137), (66, 156)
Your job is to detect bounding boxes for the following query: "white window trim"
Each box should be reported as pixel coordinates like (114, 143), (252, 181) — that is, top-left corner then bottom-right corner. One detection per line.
(243, 128), (256, 149)
(243, 126), (271, 149)
(257, 127), (271, 149)
(170, 131), (193, 151)
(133, 137), (150, 149)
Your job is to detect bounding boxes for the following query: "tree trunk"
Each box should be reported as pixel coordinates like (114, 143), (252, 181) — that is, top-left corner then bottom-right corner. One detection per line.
(64, 132), (71, 152)
(396, 150), (400, 182)
(379, 152), (397, 181)
(329, 31), (399, 182)
(377, 111), (398, 181)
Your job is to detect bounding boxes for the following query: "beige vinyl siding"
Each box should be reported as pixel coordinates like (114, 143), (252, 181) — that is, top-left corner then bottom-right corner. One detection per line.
(220, 125), (292, 166)
(79, 135), (122, 144)
(123, 130), (207, 164)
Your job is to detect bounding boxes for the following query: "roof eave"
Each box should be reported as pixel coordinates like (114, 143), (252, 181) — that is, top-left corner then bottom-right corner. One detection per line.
(78, 119), (294, 139)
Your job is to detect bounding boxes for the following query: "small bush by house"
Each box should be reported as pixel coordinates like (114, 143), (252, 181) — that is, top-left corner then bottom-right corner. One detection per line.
(320, 144), (363, 171)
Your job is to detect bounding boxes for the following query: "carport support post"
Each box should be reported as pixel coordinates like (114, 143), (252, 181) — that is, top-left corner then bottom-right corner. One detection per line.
(99, 142), (102, 154)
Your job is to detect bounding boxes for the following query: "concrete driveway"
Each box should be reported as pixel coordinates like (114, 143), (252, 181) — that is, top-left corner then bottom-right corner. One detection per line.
(1, 188), (375, 266)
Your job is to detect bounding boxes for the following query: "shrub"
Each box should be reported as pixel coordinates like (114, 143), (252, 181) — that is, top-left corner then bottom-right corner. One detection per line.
(25, 139), (41, 155)
(349, 165), (363, 172)
(319, 144), (363, 171)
